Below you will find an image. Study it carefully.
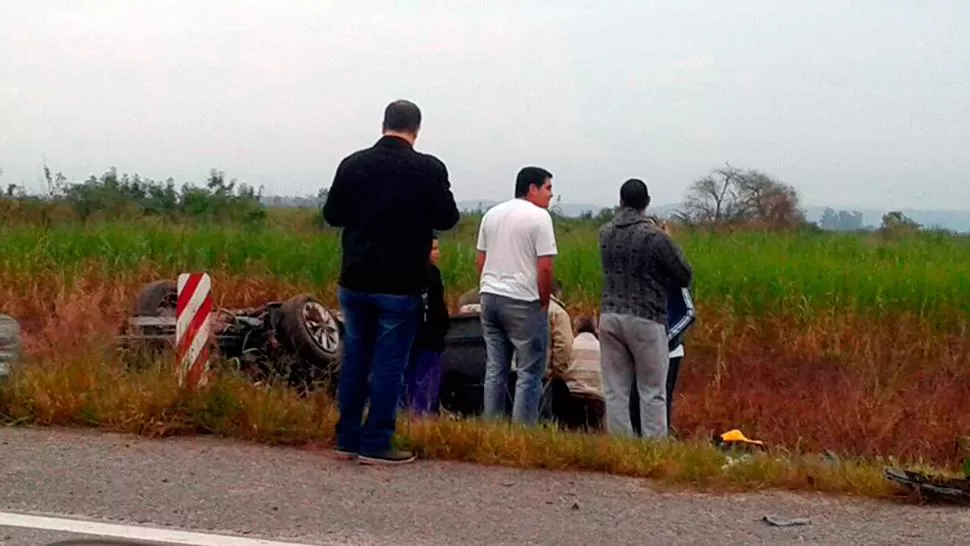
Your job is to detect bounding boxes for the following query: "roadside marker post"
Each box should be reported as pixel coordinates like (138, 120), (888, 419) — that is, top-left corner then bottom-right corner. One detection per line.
(176, 272), (213, 390)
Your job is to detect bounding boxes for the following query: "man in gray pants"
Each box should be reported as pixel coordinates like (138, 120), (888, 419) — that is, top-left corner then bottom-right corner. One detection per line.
(597, 179), (693, 438)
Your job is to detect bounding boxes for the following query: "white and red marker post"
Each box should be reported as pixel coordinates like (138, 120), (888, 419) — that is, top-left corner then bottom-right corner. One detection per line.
(175, 272), (213, 390)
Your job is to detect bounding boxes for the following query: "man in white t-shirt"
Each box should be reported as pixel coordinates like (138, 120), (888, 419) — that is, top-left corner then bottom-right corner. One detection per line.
(475, 166), (558, 425)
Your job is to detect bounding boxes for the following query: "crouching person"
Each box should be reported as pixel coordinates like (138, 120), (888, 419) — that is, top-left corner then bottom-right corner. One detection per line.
(538, 281), (574, 422)
(402, 235), (451, 416)
(545, 315), (605, 432)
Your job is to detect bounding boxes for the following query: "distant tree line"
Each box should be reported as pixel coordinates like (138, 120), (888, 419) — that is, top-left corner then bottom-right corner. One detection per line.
(1, 162), (932, 238)
(0, 165), (267, 225)
(818, 208), (866, 231)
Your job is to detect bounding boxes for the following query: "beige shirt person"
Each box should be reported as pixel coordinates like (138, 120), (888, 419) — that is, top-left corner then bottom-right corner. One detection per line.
(563, 331), (604, 400)
(546, 295), (574, 377)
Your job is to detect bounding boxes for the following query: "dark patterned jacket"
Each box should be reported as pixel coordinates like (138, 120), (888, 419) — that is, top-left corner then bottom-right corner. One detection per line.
(598, 207), (694, 325)
(413, 264), (450, 353)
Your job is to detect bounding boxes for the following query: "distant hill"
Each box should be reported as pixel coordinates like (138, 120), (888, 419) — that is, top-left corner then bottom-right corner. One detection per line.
(457, 200), (970, 232)
(459, 199), (694, 219)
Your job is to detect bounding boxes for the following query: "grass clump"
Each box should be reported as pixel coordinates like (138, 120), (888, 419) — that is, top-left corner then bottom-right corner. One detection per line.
(0, 350), (901, 502)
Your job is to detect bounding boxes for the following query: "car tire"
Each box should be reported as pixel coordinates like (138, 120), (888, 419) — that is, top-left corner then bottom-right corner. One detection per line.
(123, 279), (178, 357)
(132, 279), (178, 317)
(277, 294), (342, 389)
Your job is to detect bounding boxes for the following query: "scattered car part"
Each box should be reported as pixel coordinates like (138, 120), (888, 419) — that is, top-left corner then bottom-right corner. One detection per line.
(885, 467), (970, 503)
(0, 314), (22, 380)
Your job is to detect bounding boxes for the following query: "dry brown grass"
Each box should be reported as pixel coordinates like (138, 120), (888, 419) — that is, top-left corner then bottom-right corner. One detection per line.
(4, 268), (969, 469)
(1, 266), (967, 503)
(0, 348), (903, 501)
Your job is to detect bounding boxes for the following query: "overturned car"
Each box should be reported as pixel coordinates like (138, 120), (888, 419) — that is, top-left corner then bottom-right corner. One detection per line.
(119, 280), (344, 392)
(118, 280), (512, 414)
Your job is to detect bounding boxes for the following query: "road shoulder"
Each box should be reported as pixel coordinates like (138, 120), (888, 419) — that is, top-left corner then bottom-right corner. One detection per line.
(0, 426), (966, 546)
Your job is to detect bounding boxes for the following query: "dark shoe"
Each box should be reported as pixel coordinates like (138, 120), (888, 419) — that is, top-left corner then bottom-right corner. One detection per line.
(332, 448), (358, 460)
(358, 449), (417, 465)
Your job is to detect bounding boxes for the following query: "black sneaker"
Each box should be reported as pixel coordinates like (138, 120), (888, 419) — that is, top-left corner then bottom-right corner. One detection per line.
(332, 448), (358, 461)
(358, 449), (417, 465)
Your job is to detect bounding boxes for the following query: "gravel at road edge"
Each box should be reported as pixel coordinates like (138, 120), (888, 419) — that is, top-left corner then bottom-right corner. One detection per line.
(1, 426), (968, 545)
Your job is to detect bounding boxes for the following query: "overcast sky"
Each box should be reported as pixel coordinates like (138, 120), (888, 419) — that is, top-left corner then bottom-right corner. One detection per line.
(1, 1), (967, 210)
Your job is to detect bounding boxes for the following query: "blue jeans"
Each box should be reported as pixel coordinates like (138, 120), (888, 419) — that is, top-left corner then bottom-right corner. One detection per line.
(480, 293), (549, 425)
(335, 287), (422, 454)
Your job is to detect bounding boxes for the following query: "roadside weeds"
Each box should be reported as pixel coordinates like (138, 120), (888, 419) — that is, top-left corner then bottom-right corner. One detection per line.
(0, 352), (937, 504)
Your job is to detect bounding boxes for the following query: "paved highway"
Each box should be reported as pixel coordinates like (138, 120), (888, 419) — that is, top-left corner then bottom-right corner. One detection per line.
(1, 427), (967, 545)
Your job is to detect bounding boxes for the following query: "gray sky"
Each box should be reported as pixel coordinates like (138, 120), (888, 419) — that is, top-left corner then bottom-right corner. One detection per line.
(1, 0), (968, 210)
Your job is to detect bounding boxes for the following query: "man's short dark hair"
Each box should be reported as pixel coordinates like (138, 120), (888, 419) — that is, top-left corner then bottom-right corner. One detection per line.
(575, 315), (597, 336)
(514, 166), (553, 198)
(382, 99), (421, 133)
(619, 178), (650, 211)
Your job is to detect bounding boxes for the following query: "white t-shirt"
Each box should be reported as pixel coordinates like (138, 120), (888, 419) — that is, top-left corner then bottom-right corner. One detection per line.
(476, 198), (558, 302)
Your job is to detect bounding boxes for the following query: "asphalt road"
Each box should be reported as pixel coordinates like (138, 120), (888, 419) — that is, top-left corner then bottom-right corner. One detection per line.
(1, 427), (968, 546)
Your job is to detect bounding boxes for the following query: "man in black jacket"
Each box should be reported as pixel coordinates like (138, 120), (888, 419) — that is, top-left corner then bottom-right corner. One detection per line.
(322, 99), (460, 465)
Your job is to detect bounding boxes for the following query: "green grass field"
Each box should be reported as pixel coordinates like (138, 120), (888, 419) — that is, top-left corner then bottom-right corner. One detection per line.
(3, 217), (968, 321)
(2, 211), (969, 481)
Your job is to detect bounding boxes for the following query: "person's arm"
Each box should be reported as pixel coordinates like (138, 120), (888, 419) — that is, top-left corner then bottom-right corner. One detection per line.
(537, 257), (554, 309)
(322, 158), (351, 227)
(475, 214), (489, 279)
(427, 157), (461, 231)
(534, 212), (558, 309)
(653, 232), (693, 288)
(476, 251), (487, 279)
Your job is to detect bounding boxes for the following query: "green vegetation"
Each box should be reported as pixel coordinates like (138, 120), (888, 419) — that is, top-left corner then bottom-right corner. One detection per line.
(2, 165), (969, 492)
(2, 219), (968, 322)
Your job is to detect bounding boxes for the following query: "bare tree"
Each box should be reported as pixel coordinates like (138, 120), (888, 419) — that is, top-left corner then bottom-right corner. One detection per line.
(681, 164), (804, 230)
(681, 164), (745, 227)
(735, 169), (805, 228)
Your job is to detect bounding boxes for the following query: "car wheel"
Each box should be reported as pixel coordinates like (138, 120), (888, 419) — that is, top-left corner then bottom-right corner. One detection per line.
(277, 294), (342, 389)
(122, 279), (178, 358)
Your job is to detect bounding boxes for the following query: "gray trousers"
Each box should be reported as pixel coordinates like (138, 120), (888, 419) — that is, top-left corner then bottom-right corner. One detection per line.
(598, 312), (669, 438)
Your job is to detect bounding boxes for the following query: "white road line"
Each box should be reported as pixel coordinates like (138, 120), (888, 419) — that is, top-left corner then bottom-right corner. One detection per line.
(0, 511), (336, 546)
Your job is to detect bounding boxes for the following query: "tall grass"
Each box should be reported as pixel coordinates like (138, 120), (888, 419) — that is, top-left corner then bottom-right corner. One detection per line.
(2, 214), (969, 472)
(2, 220), (969, 322)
